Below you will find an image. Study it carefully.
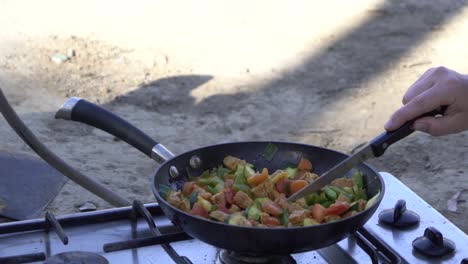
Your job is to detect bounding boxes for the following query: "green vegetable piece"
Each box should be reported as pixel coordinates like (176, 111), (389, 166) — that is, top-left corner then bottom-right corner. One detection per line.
(262, 143), (278, 161)
(244, 165), (256, 179)
(254, 197), (271, 208)
(321, 200), (333, 208)
(228, 212), (246, 225)
(365, 191), (381, 210)
(159, 184), (171, 199)
(354, 188), (368, 201)
(216, 167), (231, 178)
(353, 172), (364, 189)
(197, 196), (212, 212)
(233, 183), (250, 194)
(329, 186), (354, 201)
(213, 182), (224, 193)
(305, 193), (318, 205)
(323, 186), (337, 201)
(280, 209), (289, 227)
(247, 206), (261, 221)
(343, 186), (353, 194)
(206, 185), (216, 194)
(189, 192), (199, 208)
(198, 176), (223, 187)
(234, 164), (246, 185)
(285, 167), (298, 179)
(303, 218), (318, 226)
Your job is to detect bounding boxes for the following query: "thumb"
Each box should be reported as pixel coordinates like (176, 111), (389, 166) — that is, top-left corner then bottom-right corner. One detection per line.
(413, 114), (466, 136)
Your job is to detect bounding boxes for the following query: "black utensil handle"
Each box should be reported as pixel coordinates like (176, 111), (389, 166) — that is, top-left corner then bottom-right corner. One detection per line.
(370, 106), (447, 157)
(55, 98), (173, 163)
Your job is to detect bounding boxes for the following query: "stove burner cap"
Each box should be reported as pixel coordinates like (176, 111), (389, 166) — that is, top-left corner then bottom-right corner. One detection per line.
(219, 250), (296, 264)
(379, 199), (420, 228)
(44, 251), (109, 264)
(412, 227), (455, 257)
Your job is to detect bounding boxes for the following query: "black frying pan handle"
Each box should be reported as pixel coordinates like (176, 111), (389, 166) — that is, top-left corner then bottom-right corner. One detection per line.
(370, 106), (448, 157)
(55, 97), (174, 163)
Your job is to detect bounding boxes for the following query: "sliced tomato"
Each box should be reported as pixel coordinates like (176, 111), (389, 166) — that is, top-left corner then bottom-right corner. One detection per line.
(312, 204), (326, 223)
(224, 188), (234, 205)
(262, 201), (283, 216)
(247, 168), (269, 186)
(191, 203), (209, 218)
(276, 179), (288, 194)
(325, 202), (351, 216)
(261, 215), (281, 227)
(290, 180), (308, 194)
(297, 158), (313, 171)
(182, 181), (196, 196)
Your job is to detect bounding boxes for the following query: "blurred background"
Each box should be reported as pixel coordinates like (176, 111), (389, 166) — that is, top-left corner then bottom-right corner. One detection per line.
(0, 0), (467, 232)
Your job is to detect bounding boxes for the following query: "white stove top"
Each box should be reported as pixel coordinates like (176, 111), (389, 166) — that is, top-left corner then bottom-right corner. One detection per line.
(0, 172), (467, 263)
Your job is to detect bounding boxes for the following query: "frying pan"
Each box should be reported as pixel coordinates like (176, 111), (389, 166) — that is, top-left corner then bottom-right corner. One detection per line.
(55, 97), (385, 254)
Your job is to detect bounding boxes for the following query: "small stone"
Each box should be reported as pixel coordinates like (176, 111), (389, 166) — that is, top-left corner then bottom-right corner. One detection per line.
(67, 48), (76, 58)
(50, 54), (69, 64)
(79, 202), (97, 212)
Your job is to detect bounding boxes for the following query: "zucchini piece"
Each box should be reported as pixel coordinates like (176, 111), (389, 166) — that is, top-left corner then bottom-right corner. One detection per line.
(247, 206), (261, 221)
(197, 196), (212, 212)
(233, 183), (250, 193)
(280, 209), (289, 227)
(228, 212), (246, 225)
(329, 186), (354, 201)
(316, 192), (328, 204)
(159, 184), (171, 199)
(254, 197), (271, 208)
(365, 191), (381, 210)
(270, 171), (288, 184)
(323, 186), (337, 201)
(189, 191), (199, 208)
(234, 164), (247, 185)
(244, 165), (256, 179)
(285, 167), (298, 179)
(217, 167), (231, 178)
(321, 200), (333, 208)
(353, 172), (364, 189)
(305, 193), (319, 205)
(303, 217), (318, 226)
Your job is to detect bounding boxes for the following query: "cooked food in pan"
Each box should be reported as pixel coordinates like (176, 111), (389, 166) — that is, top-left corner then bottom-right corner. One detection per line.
(160, 156), (379, 228)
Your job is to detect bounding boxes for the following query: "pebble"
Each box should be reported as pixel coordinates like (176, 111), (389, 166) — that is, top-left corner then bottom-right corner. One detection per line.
(79, 202), (97, 212)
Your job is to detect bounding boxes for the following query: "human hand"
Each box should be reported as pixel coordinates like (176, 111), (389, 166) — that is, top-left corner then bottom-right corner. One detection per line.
(384, 66), (468, 136)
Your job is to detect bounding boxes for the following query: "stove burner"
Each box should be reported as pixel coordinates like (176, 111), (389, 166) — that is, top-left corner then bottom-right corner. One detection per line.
(44, 251), (109, 264)
(219, 250), (296, 264)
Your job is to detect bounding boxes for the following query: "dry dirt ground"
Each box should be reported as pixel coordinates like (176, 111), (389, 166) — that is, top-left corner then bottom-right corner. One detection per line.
(1, 0), (468, 233)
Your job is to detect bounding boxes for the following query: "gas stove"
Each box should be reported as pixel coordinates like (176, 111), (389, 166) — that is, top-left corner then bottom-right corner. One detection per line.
(0, 172), (467, 264)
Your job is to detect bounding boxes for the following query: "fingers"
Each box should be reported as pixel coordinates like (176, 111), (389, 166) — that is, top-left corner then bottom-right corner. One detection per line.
(402, 68), (436, 104)
(384, 84), (451, 131)
(413, 114), (467, 136)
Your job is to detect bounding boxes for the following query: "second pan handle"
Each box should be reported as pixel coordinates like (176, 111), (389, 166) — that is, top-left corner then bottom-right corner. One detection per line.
(55, 97), (174, 163)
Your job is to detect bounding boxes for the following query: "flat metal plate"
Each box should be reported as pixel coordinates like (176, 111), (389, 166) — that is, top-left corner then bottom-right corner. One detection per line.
(0, 151), (66, 220)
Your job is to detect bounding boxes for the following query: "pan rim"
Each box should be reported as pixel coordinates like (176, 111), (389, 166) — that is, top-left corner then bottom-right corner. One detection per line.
(151, 140), (385, 231)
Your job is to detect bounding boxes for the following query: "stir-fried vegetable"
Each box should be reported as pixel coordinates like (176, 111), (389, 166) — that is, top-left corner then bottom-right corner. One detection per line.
(161, 155), (380, 228)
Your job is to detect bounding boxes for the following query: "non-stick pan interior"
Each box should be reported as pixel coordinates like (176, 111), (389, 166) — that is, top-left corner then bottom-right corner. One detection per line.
(154, 141), (382, 197)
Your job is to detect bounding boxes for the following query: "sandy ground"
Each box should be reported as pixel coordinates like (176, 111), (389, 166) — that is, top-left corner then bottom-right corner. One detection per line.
(0, 0), (468, 233)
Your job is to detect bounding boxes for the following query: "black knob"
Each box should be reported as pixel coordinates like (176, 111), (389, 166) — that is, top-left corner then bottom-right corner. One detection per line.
(378, 200), (420, 228)
(413, 227), (455, 257)
(461, 258), (468, 264)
